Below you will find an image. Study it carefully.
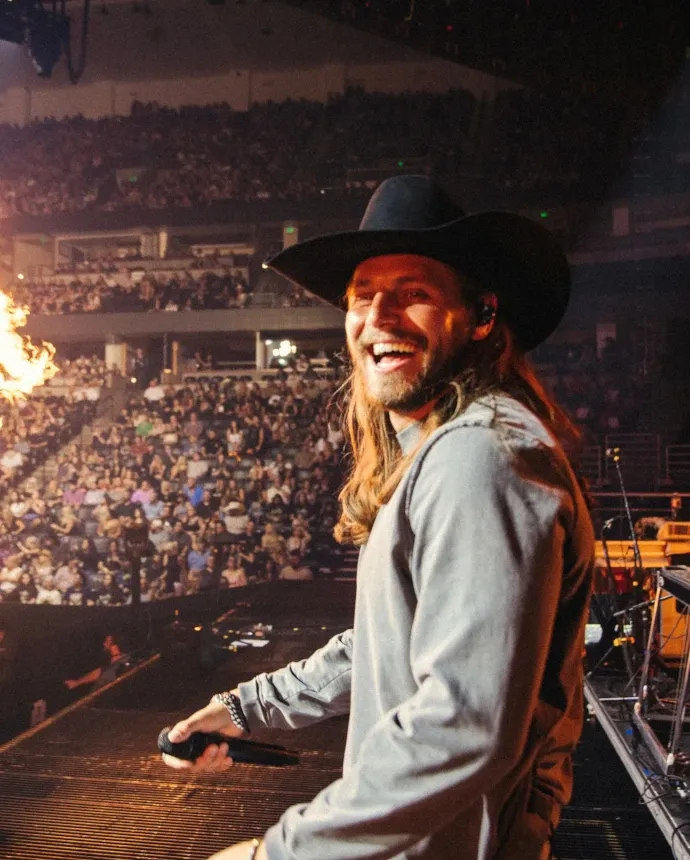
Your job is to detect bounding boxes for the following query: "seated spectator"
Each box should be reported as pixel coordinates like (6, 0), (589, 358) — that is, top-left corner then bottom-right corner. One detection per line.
(17, 570), (38, 603)
(187, 451), (210, 482)
(286, 525), (311, 556)
(261, 522), (286, 560)
(222, 555), (248, 589)
(223, 501), (249, 536)
(149, 519), (171, 552)
(225, 420), (244, 459)
(131, 480), (154, 506)
(183, 477), (203, 508)
(279, 550), (314, 582)
(35, 574), (63, 605)
(144, 378), (166, 402)
(186, 537), (210, 576)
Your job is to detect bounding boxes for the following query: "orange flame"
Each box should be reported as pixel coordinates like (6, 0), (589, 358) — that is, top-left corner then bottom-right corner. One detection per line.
(0, 290), (57, 402)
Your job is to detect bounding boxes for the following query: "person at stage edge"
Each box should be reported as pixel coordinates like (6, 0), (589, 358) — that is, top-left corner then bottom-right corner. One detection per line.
(162, 175), (595, 860)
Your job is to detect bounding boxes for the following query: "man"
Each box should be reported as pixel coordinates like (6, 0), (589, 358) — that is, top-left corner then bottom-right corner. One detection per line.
(278, 550), (314, 582)
(183, 411), (205, 440)
(65, 635), (128, 691)
(183, 478), (204, 509)
(162, 176), (594, 860)
(224, 501), (249, 536)
(140, 487), (163, 520)
(188, 451), (210, 483)
(131, 347), (149, 390)
(194, 489), (214, 520)
(149, 519), (171, 552)
(144, 378), (166, 403)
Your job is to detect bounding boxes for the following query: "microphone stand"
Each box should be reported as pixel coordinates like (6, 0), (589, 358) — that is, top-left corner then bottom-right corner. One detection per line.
(608, 447), (648, 675)
(608, 448), (644, 578)
(590, 514), (635, 681)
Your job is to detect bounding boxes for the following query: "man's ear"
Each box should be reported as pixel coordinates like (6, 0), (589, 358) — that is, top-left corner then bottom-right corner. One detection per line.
(470, 293), (498, 341)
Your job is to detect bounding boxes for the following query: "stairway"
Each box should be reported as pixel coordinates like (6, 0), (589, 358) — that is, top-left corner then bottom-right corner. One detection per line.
(336, 545), (359, 581)
(18, 389), (120, 491)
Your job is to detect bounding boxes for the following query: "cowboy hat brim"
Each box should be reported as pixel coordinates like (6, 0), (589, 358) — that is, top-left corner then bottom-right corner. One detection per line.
(266, 211), (570, 351)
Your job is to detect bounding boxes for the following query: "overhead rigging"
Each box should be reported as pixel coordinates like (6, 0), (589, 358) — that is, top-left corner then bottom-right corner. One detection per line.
(0, 0), (90, 81)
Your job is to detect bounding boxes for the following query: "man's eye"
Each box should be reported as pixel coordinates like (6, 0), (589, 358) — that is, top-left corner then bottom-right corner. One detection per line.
(351, 293), (373, 306)
(403, 288), (429, 301)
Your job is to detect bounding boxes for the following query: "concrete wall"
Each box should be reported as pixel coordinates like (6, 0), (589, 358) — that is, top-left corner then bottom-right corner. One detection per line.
(31, 80), (116, 122)
(23, 305), (345, 343)
(112, 72), (251, 115)
(1, 57), (505, 124)
(13, 238), (55, 279)
(249, 65), (346, 106)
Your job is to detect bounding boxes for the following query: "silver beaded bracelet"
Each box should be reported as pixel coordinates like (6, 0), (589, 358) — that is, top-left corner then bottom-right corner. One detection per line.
(211, 691), (250, 734)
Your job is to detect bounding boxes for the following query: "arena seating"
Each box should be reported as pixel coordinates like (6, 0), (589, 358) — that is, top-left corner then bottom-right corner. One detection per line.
(0, 373), (347, 606)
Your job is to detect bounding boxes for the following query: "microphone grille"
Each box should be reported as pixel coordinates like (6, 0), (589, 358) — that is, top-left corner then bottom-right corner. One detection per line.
(157, 727), (174, 755)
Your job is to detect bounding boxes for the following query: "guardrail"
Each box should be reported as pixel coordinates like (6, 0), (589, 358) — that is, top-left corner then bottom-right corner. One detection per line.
(567, 438), (690, 491)
(666, 445), (690, 485)
(604, 433), (661, 484)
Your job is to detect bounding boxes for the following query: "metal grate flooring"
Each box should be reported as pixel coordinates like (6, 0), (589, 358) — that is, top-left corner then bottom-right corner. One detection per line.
(0, 581), (678, 859)
(0, 708), (346, 860)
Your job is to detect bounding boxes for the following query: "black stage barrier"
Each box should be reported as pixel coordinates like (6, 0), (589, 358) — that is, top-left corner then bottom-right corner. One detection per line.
(0, 584), (297, 742)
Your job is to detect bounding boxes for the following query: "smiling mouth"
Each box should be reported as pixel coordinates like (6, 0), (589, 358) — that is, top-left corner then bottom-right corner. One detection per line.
(367, 342), (421, 372)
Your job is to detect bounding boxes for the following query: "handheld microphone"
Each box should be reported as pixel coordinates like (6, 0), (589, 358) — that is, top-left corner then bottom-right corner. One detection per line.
(158, 727), (300, 766)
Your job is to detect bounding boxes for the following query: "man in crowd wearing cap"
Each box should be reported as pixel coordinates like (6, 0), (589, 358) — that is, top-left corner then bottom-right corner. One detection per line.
(162, 176), (594, 860)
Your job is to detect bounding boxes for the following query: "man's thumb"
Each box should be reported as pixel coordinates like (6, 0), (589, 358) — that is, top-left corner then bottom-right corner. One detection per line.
(167, 721), (192, 743)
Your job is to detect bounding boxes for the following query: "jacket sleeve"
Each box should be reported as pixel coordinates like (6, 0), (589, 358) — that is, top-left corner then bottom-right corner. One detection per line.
(237, 628), (353, 731)
(262, 427), (574, 860)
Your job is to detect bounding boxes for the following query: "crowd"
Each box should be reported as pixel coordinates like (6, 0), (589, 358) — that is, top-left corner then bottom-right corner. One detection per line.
(0, 374), (347, 607)
(0, 356), (106, 493)
(10, 268), (252, 315)
(0, 3), (682, 223)
(0, 89), (476, 220)
(0, 81), (680, 223)
(287, 0), (687, 202)
(0, 333), (675, 609)
(532, 338), (645, 440)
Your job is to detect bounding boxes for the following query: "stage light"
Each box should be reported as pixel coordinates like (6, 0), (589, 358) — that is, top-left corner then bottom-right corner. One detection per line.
(0, 1), (75, 80)
(27, 9), (67, 78)
(0, 15), (25, 44)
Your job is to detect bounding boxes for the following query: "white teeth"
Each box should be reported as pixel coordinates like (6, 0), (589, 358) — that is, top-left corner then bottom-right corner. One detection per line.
(371, 342), (417, 357)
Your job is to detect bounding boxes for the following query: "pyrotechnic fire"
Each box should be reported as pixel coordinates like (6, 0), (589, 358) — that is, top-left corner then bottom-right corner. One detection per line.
(0, 290), (57, 403)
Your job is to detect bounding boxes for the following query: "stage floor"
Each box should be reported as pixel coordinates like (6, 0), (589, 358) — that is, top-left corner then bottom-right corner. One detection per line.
(0, 582), (678, 860)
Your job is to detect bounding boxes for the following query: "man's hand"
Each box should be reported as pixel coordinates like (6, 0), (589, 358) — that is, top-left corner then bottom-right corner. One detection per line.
(161, 693), (247, 773)
(207, 839), (268, 860)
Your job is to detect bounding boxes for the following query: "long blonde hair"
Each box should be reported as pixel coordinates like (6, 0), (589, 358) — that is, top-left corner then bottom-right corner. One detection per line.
(334, 319), (580, 547)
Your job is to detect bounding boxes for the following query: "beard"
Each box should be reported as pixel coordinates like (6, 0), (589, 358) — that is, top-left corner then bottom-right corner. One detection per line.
(352, 336), (470, 413)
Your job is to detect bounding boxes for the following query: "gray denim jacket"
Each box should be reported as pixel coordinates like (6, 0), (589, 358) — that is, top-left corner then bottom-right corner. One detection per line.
(238, 394), (594, 860)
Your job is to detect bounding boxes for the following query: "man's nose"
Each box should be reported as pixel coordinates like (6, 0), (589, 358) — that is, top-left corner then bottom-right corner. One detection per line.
(367, 290), (401, 326)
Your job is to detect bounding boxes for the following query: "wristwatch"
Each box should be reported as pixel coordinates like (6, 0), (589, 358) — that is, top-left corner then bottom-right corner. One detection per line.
(211, 691), (250, 734)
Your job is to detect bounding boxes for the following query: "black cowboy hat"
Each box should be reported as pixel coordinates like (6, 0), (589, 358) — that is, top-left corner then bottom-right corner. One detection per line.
(265, 175), (570, 351)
